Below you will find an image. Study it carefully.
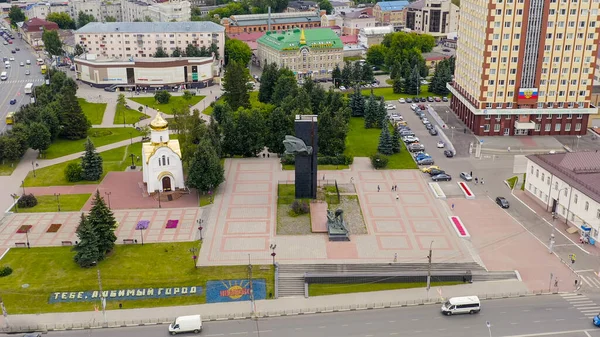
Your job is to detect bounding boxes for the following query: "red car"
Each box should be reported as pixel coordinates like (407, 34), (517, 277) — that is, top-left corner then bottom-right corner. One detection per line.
(434, 97), (441, 102)
(8, 40), (12, 44)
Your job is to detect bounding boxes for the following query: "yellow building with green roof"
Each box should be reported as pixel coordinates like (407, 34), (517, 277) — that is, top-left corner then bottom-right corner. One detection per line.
(256, 28), (343, 79)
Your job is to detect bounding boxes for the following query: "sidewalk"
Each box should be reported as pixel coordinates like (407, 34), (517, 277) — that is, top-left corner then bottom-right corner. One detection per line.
(0, 280), (531, 332)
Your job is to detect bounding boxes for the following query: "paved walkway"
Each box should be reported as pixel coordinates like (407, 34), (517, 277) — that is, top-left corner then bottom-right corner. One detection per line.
(0, 280), (529, 331)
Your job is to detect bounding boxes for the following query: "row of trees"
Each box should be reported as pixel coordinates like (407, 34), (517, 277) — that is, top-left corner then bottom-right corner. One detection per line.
(154, 43), (220, 59)
(0, 71), (90, 165)
(74, 191), (117, 267)
(428, 56), (455, 96)
(331, 61), (375, 88)
(349, 89), (388, 129)
(64, 139), (103, 183)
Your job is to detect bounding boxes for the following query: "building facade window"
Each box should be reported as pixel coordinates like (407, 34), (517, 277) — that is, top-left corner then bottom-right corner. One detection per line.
(585, 201), (589, 211)
(574, 194), (578, 204)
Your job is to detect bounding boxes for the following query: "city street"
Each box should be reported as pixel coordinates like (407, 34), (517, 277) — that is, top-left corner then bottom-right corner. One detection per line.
(0, 27), (46, 133)
(47, 294), (600, 337)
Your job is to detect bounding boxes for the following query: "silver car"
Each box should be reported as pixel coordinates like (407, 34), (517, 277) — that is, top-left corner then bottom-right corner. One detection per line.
(460, 172), (473, 181)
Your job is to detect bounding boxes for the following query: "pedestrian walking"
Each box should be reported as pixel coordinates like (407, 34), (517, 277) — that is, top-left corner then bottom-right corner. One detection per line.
(395, 185), (398, 191)
(377, 185), (380, 192)
(475, 177), (478, 184)
(262, 153), (265, 158)
(396, 194), (399, 200)
(451, 203), (455, 211)
(392, 186), (395, 192)
(394, 253), (398, 263)
(507, 146), (511, 152)
(481, 178), (485, 185)
(470, 171), (473, 177)
(570, 253), (576, 264)
(350, 177), (354, 184)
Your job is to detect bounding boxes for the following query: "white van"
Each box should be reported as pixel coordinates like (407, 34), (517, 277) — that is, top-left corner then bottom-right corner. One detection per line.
(441, 296), (481, 315)
(0, 72), (6, 81)
(168, 315), (202, 335)
(4, 61), (10, 68)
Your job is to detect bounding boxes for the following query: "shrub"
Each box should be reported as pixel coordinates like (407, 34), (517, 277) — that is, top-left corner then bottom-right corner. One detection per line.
(155, 90), (171, 104)
(370, 153), (389, 169)
(17, 193), (38, 208)
(280, 155), (353, 166)
(64, 162), (83, 182)
(0, 266), (12, 277)
(290, 200), (310, 216)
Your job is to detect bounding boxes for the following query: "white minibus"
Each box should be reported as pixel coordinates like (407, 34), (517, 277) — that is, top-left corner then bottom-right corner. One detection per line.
(441, 296), (481, 315)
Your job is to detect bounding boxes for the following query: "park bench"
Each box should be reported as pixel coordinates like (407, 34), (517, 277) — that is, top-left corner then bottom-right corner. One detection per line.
(123, 239), (135, 244)
(14, 242), (27, 248)
(61, 241), (73, 246)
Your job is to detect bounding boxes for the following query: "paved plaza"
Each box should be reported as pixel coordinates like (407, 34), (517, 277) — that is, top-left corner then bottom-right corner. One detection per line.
(199, 158), (474, 266)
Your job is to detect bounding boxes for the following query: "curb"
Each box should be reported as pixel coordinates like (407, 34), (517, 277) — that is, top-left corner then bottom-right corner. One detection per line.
(1, 292), (569, 334)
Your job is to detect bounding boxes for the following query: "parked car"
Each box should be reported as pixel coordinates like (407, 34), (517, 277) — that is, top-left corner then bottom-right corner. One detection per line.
(437, 141), (445, 148)
(339, 86), (346, 91)
(460, 172), (473, 181)
(10, 49), (15, 54)
(432, 173), (452, 181)
(410, 103), (418, 110)
(427, 97), (434, 102)
(443, 48), (451, 52)
(444, 150), (454, 157)
(421, 165), (441, 173)
(386, 104), (396, 110)
(425, 123), (434, 130)
(418, 113), (426, 120)
(104, 86), (116, 92)
(418, 158), (435, 165)
(496, 197), (510, 208)
(428, 169), (445, 176)
(398, 98), (406, 103)
(414, 153), (431, 161)
(420, 97), (427, 102)
(434, 97), (441, 102)
(422, 118), (430, 124)
(9, 56), (14, 61)
(9, 98), (17, 105)
(429, 128), (438, 136)
(442, 97), (449, 102)
(402, 136), (420, 144)
(418, 104), (426, 110)
(406, 98), (413, 103)
(400, 131), (415, 137)
(408, 143), (426, 152)
(15, 47), (19, 51)
(1, 41), (6, 45)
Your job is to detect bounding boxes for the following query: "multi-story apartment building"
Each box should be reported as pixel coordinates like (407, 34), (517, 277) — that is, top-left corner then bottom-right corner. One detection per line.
(322, 8), (377, 35)
(372, 0), (409, 27)
(358, 26), (394, 48)
(256, 28), (343, 79)
(221, 11), (323, 34)
(122, 0), (191, 22)
(25, 2), (70, 20)
(70, 0), (123, 22)
(75, 21), (225, 59)
(405, 0), (459, 37)
(448, 0), (600, 136)
(525, 152), (600, 241)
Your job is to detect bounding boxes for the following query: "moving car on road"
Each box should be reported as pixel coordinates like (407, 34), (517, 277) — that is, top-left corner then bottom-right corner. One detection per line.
(593, 313), (600, 326)
(436, 141), (445, 148)
(496, 197), (510, 208)
(432, 173), (452, 182)
(9, 98), (17, 105)
(444, 150), (454, 157)
(460, 172), (473, 181)
(441, 296), (480, 315)
(169, 315), (202, 335)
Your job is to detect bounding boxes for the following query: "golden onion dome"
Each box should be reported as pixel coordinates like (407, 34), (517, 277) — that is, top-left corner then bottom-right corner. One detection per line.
(150, 113), (168, 131)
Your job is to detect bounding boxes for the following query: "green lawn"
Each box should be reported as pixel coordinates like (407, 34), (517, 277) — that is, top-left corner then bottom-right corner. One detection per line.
(278, 184), (296, 205)
(282, 164), (350, 170)
(78, 98), (107, 125)
(309, 281), (461, 296)
(520, 173), (526, 191)
(0, 242), (274, 314)
(199, 193), (213, 207)
(345, 117), (417, 169)
(114, 104), (150, 125)
(506, 176), (518, 190)
(360, 86), (447, 100)
(11, 194), (91, 213)
(43, 128), (143, 160)
(24, 142), (143, 187)
(0, 160), (19, 176)
(203, 92), (266, 115)
(129, 96), (205, 115)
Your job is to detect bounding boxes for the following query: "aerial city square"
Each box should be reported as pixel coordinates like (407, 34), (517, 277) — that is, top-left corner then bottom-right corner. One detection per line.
(0, 0), (600, 336)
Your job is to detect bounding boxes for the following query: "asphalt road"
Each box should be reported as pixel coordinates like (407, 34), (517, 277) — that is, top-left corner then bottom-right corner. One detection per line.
(0, 26), (45, 133)
(48, 295), (600, 337)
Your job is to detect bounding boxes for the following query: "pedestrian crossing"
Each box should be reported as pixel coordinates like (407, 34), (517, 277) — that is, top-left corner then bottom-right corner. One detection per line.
(578, 271), (600, 288)
(0, 78), (44, 84)
(561, 293), (600, 317)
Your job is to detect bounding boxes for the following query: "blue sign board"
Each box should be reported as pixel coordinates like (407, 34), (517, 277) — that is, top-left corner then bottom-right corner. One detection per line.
(49, 286), (202, 303)
(206, 279), (266, 303)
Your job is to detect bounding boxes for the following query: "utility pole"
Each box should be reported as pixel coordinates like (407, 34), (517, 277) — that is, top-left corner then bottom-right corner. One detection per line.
(248, 254), (255, 317)
(427, 241), (434, 301)
(97, 268), (107, 326)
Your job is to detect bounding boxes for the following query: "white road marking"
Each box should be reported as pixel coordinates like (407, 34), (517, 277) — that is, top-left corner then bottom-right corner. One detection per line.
(319, 326), (326, 329)
(533, 320), (541, 323)
(581, 277), (594, 287)
(522, 309), (531, 312)
(389, 333), (399, 335)
(365, 322), (372, 325)
(388, 320), (396, 323)
(585, 332), (592, 337)
(230, 333), (248, 335)
(511, 322), (519, 325)
(503, 329), (592, 337)
(555, 319), (565, 321)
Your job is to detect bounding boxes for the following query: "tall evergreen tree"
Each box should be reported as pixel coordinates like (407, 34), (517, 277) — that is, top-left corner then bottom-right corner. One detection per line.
(73, 213), (100, 268)
(258, 62), (278, 103)
(341, 61), (352, 87)
(186, 139), (225, 192)
(223, 60), (250, 111)
(266, 107), (292, 154)
(391, 127), (401, 153)
(271, 69), (298, 104)
(80, 138), (103, 181)
(235, 108), (266, 157)
(351, 61), (363, 84)
(332, 64), (342, 87)
(377, 126), (393, 155)
(364, 95), (377, 129)
(318, 106), (348, 156)
(376, 97), (388, 129)
(207, 116), (222, 158)
(362, 62), (374, 83)
(404, 65), (421, 95)
(393, 78), (404, 94)
(59, 81), (90, 140)
(87, 190), (117, 258)
(349, 86), (365, 117)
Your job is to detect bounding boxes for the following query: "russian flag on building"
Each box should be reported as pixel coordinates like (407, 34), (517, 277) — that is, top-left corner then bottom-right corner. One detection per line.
(518, 88), (538, 99)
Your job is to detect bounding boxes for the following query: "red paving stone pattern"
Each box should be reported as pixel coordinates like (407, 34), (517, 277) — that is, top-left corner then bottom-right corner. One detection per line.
(448, 198), (577, 292)
(310, 202), (328, 233)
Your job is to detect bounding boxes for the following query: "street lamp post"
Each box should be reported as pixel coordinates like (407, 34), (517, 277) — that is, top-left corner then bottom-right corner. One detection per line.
(270, 243), (277, 266)
(31, 161), (37, 177)
(189, 247), (198, 268)
(486, 321), (492, 337)
(21, 180), (25, 195)
(157, 190), (162, 208)
(104, 192), (112, 209)
(197, 219), (204, 241)
(25, 226), (30, 249)
(10, 193), (18, 213)
(130, 153), (136, 169)
(54, 193), (61, 212)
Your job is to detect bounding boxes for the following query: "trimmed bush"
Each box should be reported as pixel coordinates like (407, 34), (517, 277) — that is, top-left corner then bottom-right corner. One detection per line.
(0, 266), (12, 277)
(281, 154), (353, 166)
(290, 200), (310, 216)
(370, 153), (389, 169)
(64, 162), (83, 182)
(17, 193), (38, 208)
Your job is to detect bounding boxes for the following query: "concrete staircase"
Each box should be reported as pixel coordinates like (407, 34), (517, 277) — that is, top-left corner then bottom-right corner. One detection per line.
(277, 263), (518, 298)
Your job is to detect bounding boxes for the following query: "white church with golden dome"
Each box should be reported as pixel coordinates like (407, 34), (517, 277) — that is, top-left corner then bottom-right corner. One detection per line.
(142, 114), (185, 194)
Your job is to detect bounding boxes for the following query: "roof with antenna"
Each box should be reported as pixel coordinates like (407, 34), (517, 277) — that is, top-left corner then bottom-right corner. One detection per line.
(226, 11), (322, 27)
(257, 28), (342, 51)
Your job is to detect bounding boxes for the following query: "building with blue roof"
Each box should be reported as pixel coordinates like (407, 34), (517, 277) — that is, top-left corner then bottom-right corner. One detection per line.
(373, 1), (410, 27)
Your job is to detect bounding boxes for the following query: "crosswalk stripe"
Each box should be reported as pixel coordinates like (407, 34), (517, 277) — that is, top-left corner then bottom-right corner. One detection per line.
(561, 293), (584, 298)
(588, 276), (600, 287)
(584, 313), (597, 316)
(581, 276), (594, 287)
(573, 303), (596, 307)
(579, 310), (600, 313)
(576, 307), (600, 310)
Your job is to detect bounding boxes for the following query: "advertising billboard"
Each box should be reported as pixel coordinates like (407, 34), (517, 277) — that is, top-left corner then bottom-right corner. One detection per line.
(135, 67), (185, 84)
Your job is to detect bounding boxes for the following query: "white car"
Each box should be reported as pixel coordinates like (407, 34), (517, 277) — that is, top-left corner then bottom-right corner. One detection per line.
(339, 86), (346, 91)
(19, 62), (23, 67)
(386, 104), (396, 110)
(402, 136), (420, 143)
(410, 103), (418, 110)
(25, 70), (30, 75)
(9, 57), (14, 61)
(398, 98), (406, 103)
(422, 118), (430, 124)
(371, 82), (379, 87)
(437, 141), (445, 148)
